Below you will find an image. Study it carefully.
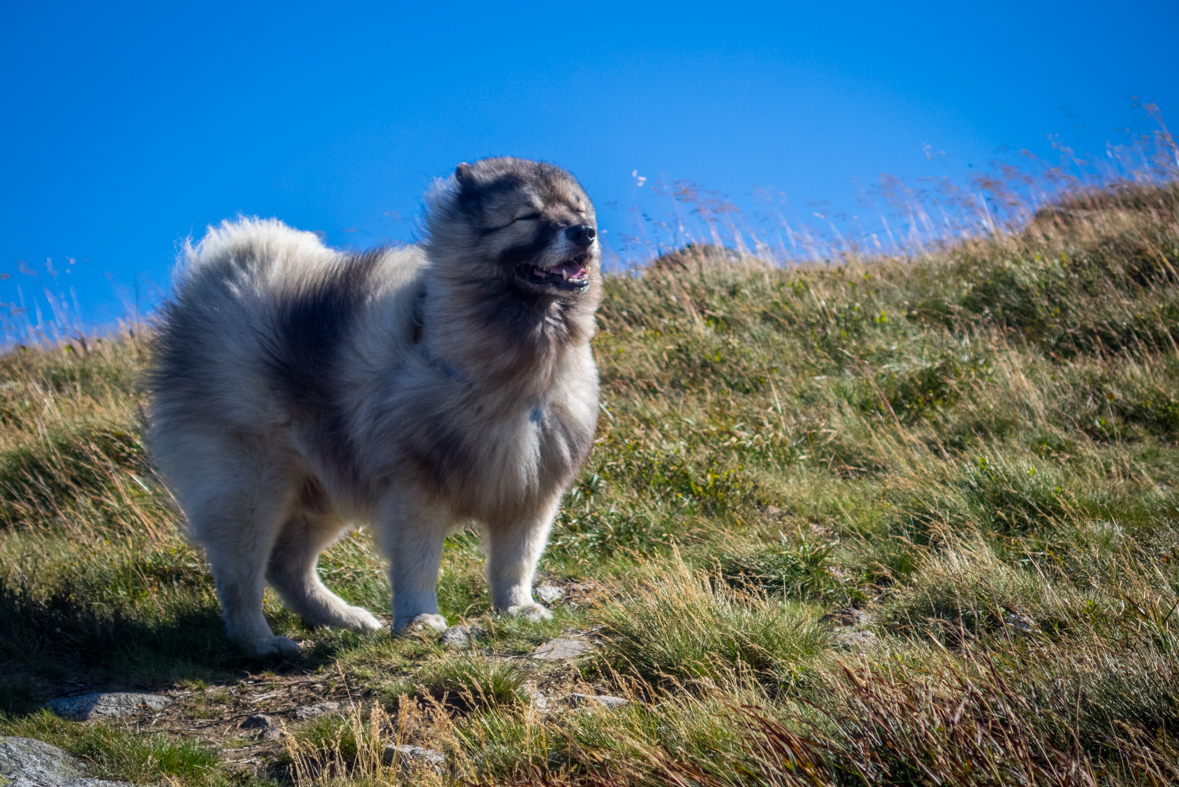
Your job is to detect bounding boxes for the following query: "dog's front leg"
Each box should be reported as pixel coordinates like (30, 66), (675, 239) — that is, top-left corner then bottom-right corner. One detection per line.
(382, 496), (451, 633)
(485, 497), (560, 621)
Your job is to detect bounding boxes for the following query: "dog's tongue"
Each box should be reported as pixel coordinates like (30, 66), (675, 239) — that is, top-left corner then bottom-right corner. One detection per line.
(550, 261), (587, 279)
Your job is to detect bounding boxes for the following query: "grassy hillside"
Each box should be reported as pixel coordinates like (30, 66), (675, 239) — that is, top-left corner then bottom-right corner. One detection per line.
(1, 182), (1178, 786)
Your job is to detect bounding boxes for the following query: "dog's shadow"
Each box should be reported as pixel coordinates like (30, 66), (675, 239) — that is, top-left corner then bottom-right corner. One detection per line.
(0, 583), (371, 716)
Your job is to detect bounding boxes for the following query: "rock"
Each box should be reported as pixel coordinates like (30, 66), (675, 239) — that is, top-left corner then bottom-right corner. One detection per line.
(523, 683), (550, 712)
(1002, 613), (1041, 636)
(239, 714), (282, 740)
(531, 638), (593, 660)
(832, 629), (877, 650)
(567, 693), (628, 710)
(0, 736), (135, 787)
(240, 714), (272, 729)
(46, 693), (171, 721)
(438, 624), (485, 648)
(293, 702), (341, 721)
(382, 744), (445, 775)
(534, 585), (564, 605)
(821, 608), (876, 628)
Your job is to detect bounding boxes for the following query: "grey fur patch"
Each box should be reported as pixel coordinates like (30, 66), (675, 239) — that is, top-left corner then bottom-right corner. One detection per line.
(264, 251), (381, 483)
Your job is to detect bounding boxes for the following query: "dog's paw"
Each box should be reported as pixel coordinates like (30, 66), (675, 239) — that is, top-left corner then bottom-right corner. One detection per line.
(506, 603), (553, 622)
(247, 635), (301, 659)
(396, 613), (449, 634)
(339, 606), (385, 633)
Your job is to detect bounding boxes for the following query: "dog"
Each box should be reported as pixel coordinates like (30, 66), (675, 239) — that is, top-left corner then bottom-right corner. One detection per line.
(149, 157), (601, 657)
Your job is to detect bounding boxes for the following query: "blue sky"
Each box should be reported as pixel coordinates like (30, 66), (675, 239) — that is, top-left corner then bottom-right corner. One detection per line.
(2, 0), (1177, 336)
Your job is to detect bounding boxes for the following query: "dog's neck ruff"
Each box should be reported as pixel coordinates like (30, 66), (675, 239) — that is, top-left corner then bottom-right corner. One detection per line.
(412, 291), (544, 425)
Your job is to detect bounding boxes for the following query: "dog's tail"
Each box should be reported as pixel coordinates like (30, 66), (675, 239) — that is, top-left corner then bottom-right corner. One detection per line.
(174, 216), (336, 287)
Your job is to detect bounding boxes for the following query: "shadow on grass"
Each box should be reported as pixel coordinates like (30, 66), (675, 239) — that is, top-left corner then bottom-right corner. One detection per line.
(0, 583), (387, 714)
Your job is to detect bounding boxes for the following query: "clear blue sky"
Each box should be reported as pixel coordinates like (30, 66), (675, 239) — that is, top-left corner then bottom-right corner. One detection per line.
(2, 0), (1177, 335)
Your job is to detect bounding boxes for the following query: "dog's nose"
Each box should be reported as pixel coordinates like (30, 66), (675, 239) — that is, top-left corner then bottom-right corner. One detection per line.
(565, 224), (596, 249)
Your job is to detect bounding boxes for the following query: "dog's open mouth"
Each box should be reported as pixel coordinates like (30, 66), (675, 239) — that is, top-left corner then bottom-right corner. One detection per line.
(519, 255), (590, 291)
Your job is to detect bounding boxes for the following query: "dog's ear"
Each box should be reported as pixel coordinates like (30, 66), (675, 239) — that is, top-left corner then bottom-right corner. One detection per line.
(454, 162), (473, 186)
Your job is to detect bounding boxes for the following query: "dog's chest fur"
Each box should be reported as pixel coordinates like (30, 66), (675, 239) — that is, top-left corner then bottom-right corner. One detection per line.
(384, 318), (598, 522)
(420, 378), (589, 512)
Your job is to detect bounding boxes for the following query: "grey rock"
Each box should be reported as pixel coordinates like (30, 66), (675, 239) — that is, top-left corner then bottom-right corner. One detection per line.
(1002, 613), (1041, 636)
(531, 638), (593, 660)
(438, 624), (485, 648)
(525, 686), (550, 712)
(567, 693), (628, 710)
(239, 715), (284, 740)
(821, 608), (876, 628)
(0, 736), (135, 787)
(293, 702), (341, 721)
(832, 629), (877, 650)
(46, 693), (170, 721)
(382, 744), (445, 775)
(240, 714), (272, 729)
(534, 585), (564, 605)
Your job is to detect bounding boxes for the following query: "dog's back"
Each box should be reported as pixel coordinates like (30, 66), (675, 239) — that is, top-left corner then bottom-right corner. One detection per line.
(151, 218), (424, 478)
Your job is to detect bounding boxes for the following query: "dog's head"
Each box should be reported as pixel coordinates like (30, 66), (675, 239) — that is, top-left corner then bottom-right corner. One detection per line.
(425, 157), (600, 298)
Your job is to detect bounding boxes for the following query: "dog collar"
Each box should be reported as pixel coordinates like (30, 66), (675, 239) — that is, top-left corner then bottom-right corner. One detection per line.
(415, 325), (542, 426)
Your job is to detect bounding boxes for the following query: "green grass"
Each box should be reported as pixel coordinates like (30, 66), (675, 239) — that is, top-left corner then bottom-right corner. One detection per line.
(596, 553), (827, 686)
(1, 181), (1179, 785)
(0, 710), (227, 787)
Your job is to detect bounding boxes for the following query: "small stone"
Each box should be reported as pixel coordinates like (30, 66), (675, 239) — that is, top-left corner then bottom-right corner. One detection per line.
(240, 714), (272, 729)
(0, 736), (135, 787)
(1002, 613), (1041, 636)
(439, 624), (485, 648)
(534, 585), (564, 605)
(240, 714), (283, 740)
(45, 692), (171, 721)
(531, 638), (593, 660)
(294, 701), (341, 721)
(821, 607), (876, 628)
(567, 693), (629, 710)
(524, 683), (551, 712)
(382, 744), (445, 775)
(832, 629), (877, 650)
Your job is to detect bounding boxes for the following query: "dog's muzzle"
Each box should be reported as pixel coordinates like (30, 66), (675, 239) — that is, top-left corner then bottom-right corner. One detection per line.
(520, 253), (591, 291)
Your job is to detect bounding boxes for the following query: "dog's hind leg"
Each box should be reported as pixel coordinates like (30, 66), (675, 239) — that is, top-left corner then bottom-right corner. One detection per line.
(484, 497), (560, 621)
(185, 460), (302, 659)
(267, 485), (384, 633)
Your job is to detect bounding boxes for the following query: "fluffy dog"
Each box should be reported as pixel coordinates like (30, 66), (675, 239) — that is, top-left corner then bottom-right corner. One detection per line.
(149, 157), (601, 657)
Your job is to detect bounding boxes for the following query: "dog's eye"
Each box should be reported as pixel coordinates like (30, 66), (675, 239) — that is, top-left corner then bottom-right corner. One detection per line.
(487, 213), (542, 233)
